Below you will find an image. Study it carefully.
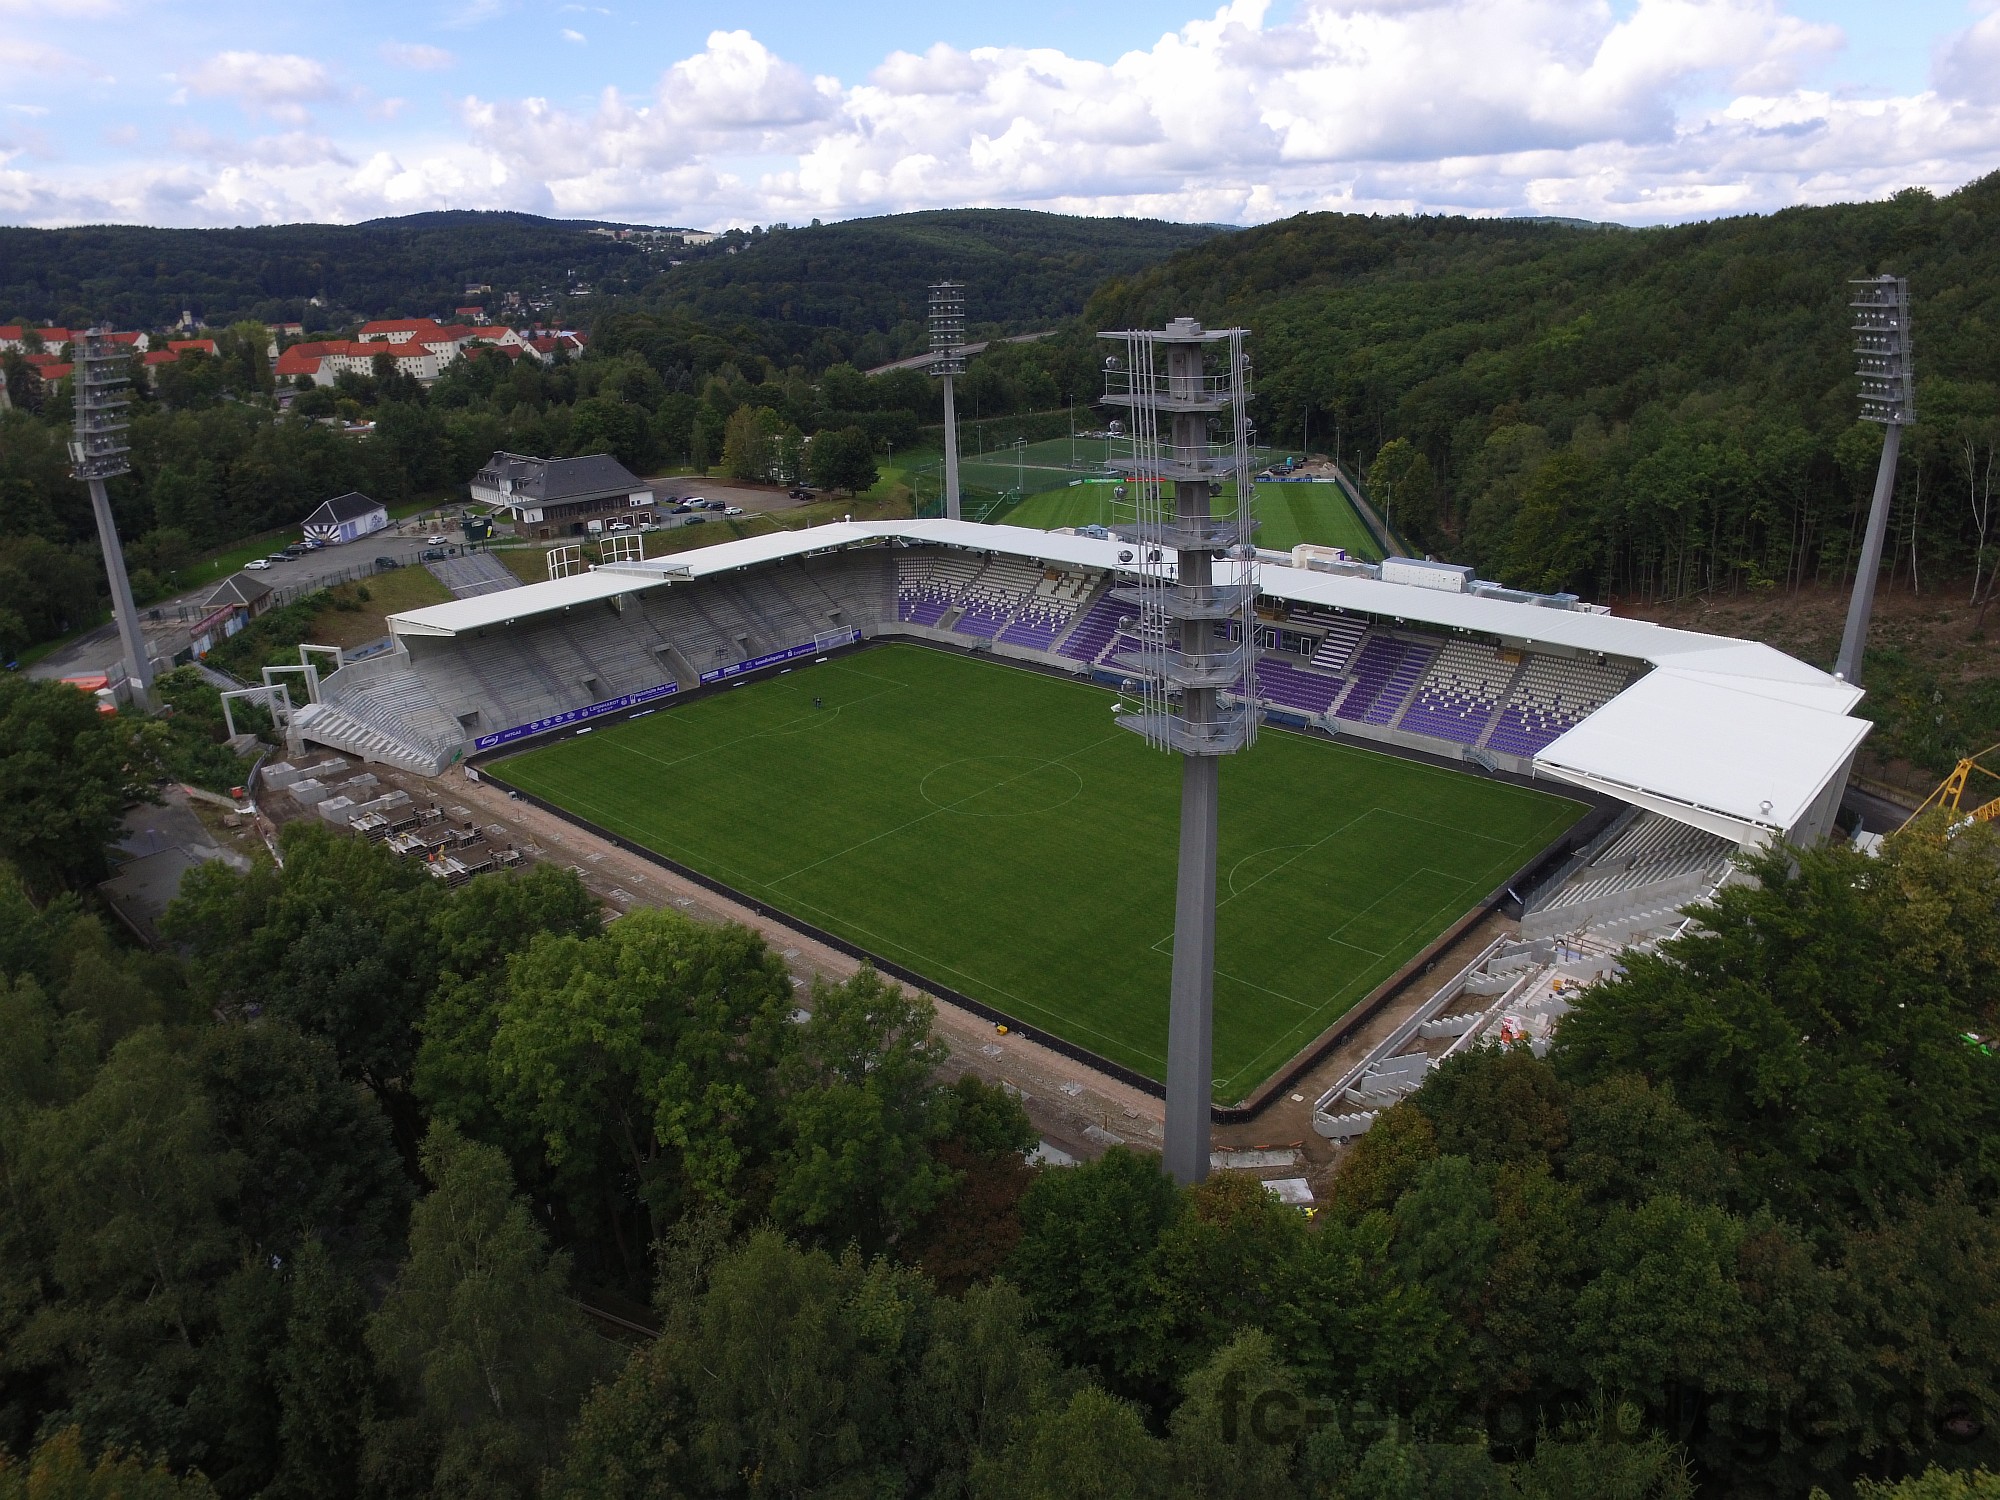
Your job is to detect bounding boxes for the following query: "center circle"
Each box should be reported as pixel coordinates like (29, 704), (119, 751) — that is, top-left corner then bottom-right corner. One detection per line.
(920, 756), (1085, 817)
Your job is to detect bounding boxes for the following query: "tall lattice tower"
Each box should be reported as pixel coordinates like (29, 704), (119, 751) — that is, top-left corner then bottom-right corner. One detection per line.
(1835, 275), (1915, 688)
(928, 282), (966, 521)
(69, 328), (154, 710)
(1101, 316), (1259, 1184)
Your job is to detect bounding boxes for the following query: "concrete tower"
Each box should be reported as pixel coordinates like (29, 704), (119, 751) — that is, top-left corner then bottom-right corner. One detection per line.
(1102, 317), (1258, 1185)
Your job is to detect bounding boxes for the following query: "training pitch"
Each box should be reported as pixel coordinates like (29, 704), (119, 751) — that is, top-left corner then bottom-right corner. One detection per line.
(496, 645), (1585, 1100)
(999, 481), (1383, 559)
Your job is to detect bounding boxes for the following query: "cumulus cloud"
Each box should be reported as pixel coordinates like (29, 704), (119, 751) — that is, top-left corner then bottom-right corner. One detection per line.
(0, 39), (84, 74)
(180, 51), (340, 124)
(380, 42), (456, 71)
(561, 28), (586, 44)
(4, 0), (2000, 229)
(1934, 1), (2000, 104)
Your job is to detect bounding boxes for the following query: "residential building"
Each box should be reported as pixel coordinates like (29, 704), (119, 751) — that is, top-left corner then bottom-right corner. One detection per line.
(470, 451), (654, 538)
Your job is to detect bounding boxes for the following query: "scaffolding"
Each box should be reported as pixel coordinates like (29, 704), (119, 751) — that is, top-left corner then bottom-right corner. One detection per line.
(1099, 317), (1259, 1183)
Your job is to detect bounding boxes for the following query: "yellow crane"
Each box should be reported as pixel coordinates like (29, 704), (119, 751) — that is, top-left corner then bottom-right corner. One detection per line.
(1898, 742), (2000, 833)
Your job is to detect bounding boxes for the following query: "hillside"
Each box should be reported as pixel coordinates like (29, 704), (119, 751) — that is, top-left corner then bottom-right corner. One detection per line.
(625, 208), (1225, 368)
(1088, 176), (2000, 775)
(0, 207), (1222, 359)
(0, 210), (680, 329)
(1090, 174), (2000, 604)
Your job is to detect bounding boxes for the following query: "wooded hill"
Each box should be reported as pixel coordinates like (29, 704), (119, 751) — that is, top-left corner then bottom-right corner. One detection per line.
(0, 208), (1221, 356)
(1088, 174), (2000, 612)
(0, 211), (671, 330)
(628, 208), (1222, 369)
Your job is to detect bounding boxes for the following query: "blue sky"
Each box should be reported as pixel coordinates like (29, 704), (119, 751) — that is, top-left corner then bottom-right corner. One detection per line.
(2, 0), (1995, 227)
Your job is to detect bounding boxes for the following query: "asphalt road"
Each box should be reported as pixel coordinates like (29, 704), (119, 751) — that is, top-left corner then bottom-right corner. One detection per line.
(28, 523), (451, 682)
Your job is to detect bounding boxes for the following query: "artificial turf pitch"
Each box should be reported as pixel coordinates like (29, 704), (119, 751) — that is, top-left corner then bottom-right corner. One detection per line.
(498, 645), (1585, 1100)
(998, 481), (1384, 560)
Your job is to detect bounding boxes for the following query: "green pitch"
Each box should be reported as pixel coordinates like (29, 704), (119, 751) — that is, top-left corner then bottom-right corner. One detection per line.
(497, 645), (1583, 1100)
(999, 481), (1384, 560)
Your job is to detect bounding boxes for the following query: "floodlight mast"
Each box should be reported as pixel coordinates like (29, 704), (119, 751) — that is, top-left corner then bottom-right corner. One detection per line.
(929, 283), (965, 521)
(68, 328), (153, 711)
(1835, 275), (1915, 688)
(1101, 316), (1258, 1185)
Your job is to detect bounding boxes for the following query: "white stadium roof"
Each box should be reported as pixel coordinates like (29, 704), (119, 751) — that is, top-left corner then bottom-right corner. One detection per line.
(389, 519), (1868, 844)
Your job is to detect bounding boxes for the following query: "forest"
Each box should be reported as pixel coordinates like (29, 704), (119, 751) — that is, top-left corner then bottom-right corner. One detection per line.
(3, 669), (2000, 1499)
(0, 208), (1218, 356)
(0, 212), (661, 331)
(1089, 174), (2000, 613)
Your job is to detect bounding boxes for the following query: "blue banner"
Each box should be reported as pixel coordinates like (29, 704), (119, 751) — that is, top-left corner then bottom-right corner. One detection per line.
(699, 632), (857, 685)
(474, 680), (679, 751)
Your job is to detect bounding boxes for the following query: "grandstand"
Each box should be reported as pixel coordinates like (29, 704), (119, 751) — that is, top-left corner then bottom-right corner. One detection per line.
(248, 515), (1870, 1105)
(294, 518), (1867, 861)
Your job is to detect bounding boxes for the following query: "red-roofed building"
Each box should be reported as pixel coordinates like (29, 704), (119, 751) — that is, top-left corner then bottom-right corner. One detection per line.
(0, 325), (74, 354)
(455, 305), (484, 320)
(357, 317), (445, 344)
(279, 339), (456, 386)
(168, 338), (219, 357)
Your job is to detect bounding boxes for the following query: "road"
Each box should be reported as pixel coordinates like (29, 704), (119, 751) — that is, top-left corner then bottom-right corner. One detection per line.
(28, 521), (456, 682)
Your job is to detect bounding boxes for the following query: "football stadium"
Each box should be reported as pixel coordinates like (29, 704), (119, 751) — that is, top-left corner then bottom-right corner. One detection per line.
(280, 514), (1872, 1109)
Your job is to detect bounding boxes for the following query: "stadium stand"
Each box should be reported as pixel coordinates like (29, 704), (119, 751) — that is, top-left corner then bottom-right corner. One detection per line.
(1253, 655), (1346, 717)
(1398, 641), (1521, 745)
(1364, 640), (1438, 726)
(1308, 615), (1368, 672)
(1484, 657), (1631, 756)
(1055, 593), (1126, 665)
(1518, 811), (1736, 940)
(1332, 635), (1412, 721)
(374, 519), (1864, 855)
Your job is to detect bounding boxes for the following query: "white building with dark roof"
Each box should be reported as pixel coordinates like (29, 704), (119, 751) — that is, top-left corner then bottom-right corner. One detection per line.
(469, 451), (654, 538)
(302, 492), (388, 546)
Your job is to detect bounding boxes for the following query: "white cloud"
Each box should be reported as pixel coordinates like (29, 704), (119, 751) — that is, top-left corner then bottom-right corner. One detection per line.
(0, 39), (83, 74)
(561, 28), (586, 44)
(380, 42), (456, 71)
(180, 51), (340, 124)
(4, 0), (1999, 229)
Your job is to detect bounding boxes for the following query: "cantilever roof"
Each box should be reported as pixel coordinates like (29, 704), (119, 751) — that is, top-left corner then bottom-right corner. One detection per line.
(389, 519), (1868, 842)
(1534, 669), (1872, 841)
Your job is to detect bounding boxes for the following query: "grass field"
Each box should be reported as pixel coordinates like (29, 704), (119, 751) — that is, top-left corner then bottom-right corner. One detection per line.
(999, 481), (1383, 559)
(498, 645), (1583, 1099)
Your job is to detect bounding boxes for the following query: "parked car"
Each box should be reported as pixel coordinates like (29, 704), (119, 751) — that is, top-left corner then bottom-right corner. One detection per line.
(722, 505), (745, 516)
(374, 556), (399, 572)
(283, 543), (311, 557)
(788, 487), (814, 500)
(608, 520), (632, 532)
(672, 503), (694, 514)
(682, 515), (706, 526)
(638, 521), (659, 533)
(421, 547), (448, 561)
(425, 533), (448, 545)
(244, 557), (273, 570)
